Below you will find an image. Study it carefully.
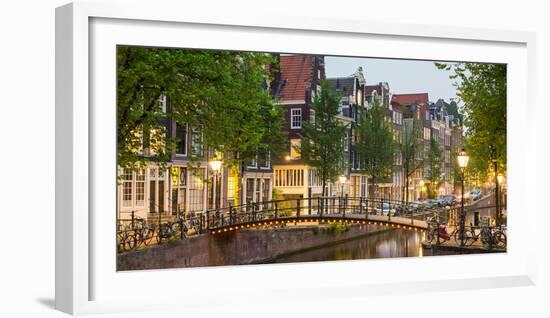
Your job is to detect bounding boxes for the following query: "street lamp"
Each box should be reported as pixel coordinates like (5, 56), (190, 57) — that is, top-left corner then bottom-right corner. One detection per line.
(339, 175), (347, 196)
(209, 159), (222, 209)
(457, 148), (469, 247)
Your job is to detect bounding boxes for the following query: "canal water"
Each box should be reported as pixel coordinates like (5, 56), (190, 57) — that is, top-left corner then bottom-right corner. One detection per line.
(269, 229), (455, 264)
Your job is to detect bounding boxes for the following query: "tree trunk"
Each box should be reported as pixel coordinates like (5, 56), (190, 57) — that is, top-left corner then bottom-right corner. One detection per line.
(494, 160), (500, 227)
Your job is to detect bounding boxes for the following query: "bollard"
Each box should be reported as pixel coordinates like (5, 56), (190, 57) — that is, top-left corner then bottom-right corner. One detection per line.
(343, 194), (348, 218)
(131, 211), (137, 248)
(319, 197), (323, 218)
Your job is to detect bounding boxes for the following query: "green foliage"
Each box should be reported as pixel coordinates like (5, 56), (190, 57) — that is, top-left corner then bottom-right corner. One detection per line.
(447, 100), (463, 125)
(299, 80), (348, 196)
(426, 138), (443, 198)
(116, 47), (285, 172)
(328, 221), (349, 235)
(356, 98), (395, 193)
(435, 62), (506, 176)
(401, 116), (424, 203)
(272, 188), (293, 216)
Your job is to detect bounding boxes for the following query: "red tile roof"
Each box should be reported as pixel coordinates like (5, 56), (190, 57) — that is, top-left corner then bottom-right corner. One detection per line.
(391, 93), (429, 106)
(278, 55), (314, 101)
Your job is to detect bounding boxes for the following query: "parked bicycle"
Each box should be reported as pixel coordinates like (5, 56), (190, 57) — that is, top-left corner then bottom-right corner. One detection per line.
(464, 226), (506, 249)
(117, 217), (155, 252)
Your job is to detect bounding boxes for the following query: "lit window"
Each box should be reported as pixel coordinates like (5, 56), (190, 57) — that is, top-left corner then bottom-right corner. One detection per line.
(290, 139), (301, 159)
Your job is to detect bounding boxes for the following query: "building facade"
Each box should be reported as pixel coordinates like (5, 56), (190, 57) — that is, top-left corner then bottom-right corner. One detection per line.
(328, 67), (369, 199)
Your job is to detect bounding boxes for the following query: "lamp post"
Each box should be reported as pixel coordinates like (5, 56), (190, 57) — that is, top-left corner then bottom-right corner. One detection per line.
(457, 148), (470, 247)
(339, 175), (347, 197)
(209, 159), (222, 209)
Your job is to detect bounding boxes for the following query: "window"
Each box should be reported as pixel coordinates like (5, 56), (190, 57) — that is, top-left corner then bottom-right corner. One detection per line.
(274, 168), (304, 187)
(135, 169), (145, 206)
(343, 130), (349, 152)
(424, 127), (431, 140)
(255, 178), (261, 203)
(175, 123), (188, 156)
(191, 127), (203, 156)
(291, 108), (302, 129)
(159, 95), (167, 113)
(122, 169), (133, 207)
(259, 150), (270, 169)
(170, 167), (187, 214)
(262, 178), (270, 209)
(290, 139), (301, 159)
(245, 178), (254, 205)
(247, 156), (257, 168)
(188, 168), (205, 212)
(227, 173), (236, 201)
(360, 176), (368, 198)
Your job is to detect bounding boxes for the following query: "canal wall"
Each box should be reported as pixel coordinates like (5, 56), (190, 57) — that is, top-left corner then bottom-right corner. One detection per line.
(117, 224), (388, 271)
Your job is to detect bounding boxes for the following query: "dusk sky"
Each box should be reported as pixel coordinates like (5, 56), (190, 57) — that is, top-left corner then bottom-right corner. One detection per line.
(325, 56), (459, 103)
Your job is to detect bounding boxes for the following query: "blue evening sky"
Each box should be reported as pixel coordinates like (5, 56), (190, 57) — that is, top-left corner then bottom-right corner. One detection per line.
(325, 56), (458, 103)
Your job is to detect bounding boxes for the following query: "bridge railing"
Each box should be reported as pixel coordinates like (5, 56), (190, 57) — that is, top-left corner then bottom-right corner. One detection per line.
(117, 196), (459, 253)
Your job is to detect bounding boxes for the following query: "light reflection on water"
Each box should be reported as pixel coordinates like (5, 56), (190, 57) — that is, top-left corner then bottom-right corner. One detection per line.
(272, 229), (444, 264)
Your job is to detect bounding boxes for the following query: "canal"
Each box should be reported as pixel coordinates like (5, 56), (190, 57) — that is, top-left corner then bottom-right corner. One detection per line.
(267, 229), (456, 264)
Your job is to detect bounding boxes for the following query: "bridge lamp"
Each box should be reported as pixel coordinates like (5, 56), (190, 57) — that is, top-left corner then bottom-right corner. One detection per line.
(457, 149), (469, 170)
(457, 148), (469, 247)
(339, 175), (347, 184)
(209, 159), (222, 210)
(338, 175), (347, 197)
(209, 159), (222, 172)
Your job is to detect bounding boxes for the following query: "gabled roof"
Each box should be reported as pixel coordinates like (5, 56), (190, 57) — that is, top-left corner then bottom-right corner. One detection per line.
(278, 55), (315, 101)
(327, 77), (355, 94)
(391, 93), (429, 106)
(365, 85), (382, 96)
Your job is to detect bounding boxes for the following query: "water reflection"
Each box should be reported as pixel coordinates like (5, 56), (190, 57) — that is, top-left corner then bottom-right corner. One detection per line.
(271, 229), (446, 264)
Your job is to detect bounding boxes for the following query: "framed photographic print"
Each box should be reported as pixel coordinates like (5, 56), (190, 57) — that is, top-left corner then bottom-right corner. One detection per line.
(56, 1), (536, 315)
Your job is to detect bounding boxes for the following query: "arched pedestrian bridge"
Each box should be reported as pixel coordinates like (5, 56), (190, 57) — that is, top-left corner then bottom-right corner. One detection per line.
(202, 196), (454, 235)
(117, 196), (459, 253)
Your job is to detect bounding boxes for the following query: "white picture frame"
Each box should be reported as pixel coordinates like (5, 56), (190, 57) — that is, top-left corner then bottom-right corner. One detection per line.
(55, 1), (537, 315)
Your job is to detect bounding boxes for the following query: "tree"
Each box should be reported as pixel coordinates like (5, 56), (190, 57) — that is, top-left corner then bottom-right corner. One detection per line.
(447, 100), (463, 126)
(401, 116), (424, 204)
(435, 62), (506, 177)
(117, 47), (286, 195)
(425, 137), (443, 198)
(299, 80), (348, 197)
(356, 97), (395, 200)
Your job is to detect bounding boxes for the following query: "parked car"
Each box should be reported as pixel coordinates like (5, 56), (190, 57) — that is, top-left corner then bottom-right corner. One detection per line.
(438, 195), (456, 206)
(470, 189), (482, 201)
(374, 202), (395, 216)
(426, 199), (440, 208)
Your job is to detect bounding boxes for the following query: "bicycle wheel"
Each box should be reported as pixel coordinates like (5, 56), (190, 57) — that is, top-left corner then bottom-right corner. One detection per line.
(463, 229), (477, 246)
(480, 230), (493, 248)
(123, 232), (137, 251)
(425, 228), (435, 244)
(140, 228), (155, 246)
(493, 231), (506, 249)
